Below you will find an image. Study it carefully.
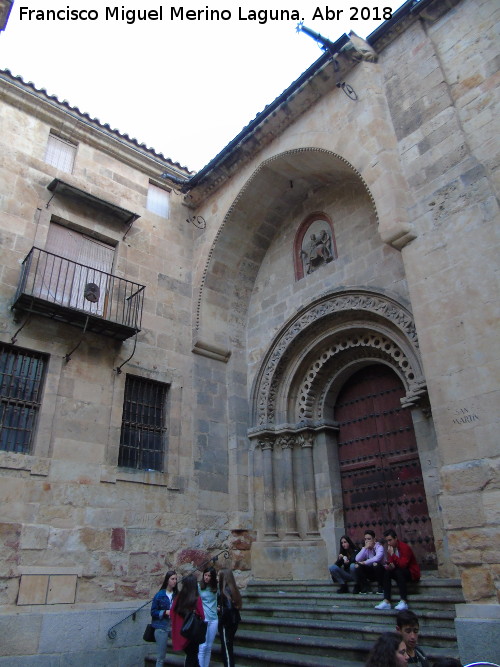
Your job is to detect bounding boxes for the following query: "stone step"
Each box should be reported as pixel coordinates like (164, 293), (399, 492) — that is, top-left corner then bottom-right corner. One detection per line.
(240, 615), (458, 648)
(243, 590), (464, 613)
(146, 644), (358, 667)
(244, 603), (458, 628)
(248, 576), (463, 597)
(144, 577), (463, 667)
(145, 637), (460, 667)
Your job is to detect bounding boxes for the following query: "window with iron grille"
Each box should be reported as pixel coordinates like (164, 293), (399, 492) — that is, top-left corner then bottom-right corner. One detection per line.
(118, 375), (168, 472)
(0, 344), (47, 454)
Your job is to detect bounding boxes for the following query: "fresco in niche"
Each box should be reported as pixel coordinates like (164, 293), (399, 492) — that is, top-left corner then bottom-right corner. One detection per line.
(300, 219), (334, 275)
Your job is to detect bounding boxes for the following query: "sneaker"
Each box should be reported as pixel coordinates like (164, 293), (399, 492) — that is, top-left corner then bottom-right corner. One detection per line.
(337, 584), (348, 594)
(375, 600), (391, 610)
(394, 600), (408, 610)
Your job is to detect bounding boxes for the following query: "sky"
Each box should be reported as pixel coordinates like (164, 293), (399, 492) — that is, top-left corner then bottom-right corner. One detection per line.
(1, 1), (406, 171)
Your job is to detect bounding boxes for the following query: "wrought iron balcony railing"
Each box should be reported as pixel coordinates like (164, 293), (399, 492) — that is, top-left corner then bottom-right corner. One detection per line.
(12, 247), (145, 341)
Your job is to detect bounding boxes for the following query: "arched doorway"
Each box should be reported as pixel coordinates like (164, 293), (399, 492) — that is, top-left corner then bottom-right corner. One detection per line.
(249, 288), (445, 578)
(335, 364), (436, 568)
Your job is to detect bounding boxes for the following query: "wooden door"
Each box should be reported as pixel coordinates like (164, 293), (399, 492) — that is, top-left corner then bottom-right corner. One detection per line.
(336, 364), (436, 568)
(45, 223), (114, 315)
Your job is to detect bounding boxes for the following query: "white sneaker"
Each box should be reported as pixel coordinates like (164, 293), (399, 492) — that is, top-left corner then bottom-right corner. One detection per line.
(394, 600), (408, 610)
(375, 600), (391, 610)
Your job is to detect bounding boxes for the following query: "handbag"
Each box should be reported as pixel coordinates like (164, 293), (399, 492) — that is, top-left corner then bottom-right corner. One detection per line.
(180, 611), (207, 644)
(143, 623), (156, 642)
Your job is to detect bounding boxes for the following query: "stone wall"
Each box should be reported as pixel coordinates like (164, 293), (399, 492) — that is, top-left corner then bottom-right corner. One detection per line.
(0, 602), (151, 666)
(378, 0), (500, 601)
(0, 79), (236, 619)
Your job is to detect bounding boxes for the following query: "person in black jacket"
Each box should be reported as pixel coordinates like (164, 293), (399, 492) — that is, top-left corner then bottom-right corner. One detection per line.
(218, 569), (242, 667)
(396, 610), (429, 667)
(328, 535), (359, 593)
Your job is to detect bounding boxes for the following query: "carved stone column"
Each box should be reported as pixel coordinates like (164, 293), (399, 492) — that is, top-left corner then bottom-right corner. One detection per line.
(298, 432), (320, 536)
(259, 437), (278, 538)
(278, 434), (300, 538)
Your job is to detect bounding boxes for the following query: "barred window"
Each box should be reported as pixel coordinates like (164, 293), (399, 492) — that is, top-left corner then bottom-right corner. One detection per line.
(118, 375), (168, 472)
(44, 133), (77, 173)
(0, 344), (47, 454)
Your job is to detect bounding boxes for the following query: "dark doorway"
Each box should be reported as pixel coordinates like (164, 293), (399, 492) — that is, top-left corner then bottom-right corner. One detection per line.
(336, 364), (436, 568)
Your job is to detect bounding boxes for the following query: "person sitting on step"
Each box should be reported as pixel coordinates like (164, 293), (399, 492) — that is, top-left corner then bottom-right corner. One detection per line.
(375, 528), (421, 611)
(355, 529), (385, 594)
(329, 534), (358, 593)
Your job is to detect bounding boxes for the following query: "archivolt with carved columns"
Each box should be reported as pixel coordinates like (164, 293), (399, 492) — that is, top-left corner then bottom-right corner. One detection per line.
(253, 430), (322, 540)
(251, 288), (426, 429)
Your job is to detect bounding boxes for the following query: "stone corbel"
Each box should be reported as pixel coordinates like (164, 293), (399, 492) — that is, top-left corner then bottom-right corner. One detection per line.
(400, 381), (428, 409)
(192, 338), (231, 362)
(379, 221), (417, 250)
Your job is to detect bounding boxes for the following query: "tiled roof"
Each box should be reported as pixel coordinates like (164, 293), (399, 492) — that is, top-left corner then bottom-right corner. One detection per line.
(0, 68), (193, 175)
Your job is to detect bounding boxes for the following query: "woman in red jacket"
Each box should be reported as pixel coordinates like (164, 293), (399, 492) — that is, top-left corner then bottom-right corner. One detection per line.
(170, 574), (205, 667)
(375, 529), (421, 611)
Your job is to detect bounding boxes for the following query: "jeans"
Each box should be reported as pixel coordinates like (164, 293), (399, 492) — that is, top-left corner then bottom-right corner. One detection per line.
(383, 566), (411, 601)
(329, 563), (356, 583)
(219, 619), (239, 667)
(198, 619), (218, 667)
(184, 640), (201, 667)
(154, 628), (168, 667)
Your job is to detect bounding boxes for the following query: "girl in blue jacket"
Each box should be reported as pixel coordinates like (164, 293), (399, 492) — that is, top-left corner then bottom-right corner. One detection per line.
(151, 570), (178, 667)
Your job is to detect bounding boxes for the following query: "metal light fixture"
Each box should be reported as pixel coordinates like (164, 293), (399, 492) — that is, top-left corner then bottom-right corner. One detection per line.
(84, 283), (100, 303)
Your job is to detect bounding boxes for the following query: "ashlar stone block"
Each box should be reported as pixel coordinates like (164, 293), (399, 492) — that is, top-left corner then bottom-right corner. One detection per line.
(20, 524), (50, 550)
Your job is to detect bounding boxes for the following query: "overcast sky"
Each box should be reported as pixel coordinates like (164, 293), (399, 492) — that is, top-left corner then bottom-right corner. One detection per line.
(1, 1), (406, 171)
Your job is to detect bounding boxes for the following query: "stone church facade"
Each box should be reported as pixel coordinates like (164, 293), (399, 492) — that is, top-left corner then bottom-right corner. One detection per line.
(0, 0), (498, 663)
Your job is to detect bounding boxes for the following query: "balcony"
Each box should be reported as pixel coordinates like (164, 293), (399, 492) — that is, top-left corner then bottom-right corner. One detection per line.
(12, 247), (145, 341)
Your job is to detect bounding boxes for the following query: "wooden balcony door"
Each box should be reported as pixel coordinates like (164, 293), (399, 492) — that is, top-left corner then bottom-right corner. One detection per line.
(336, 364), (436, 568)
(44, 223), (114, 316)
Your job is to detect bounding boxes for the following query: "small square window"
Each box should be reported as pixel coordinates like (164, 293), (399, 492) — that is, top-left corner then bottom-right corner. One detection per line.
(147, 183), (169, 218)
(118, 375), (168, 472)
(0, 344), (47, 454)
(44, 133), (77, 173)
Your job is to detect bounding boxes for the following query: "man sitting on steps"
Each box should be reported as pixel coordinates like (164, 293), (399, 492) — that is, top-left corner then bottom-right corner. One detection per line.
(354, 529), (385, 594)
(375, 528), (421, 611)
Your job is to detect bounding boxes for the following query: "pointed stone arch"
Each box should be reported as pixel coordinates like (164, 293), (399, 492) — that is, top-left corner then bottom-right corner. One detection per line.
(193, 148), (379, 357)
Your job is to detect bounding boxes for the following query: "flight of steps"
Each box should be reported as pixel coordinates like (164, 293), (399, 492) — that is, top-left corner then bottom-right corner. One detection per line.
(145, 574), (463, 666)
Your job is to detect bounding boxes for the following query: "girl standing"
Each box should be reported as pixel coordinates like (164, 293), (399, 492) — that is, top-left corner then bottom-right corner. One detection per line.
(218, 569), (242, 667)
(151, 570), (178, 667)
(170, 573), (205, 667)
(198, 567), (219, 667)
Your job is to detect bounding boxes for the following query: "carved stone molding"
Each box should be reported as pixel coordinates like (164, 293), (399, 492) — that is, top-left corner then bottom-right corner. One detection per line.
(251, 289), (425, 427)
(298, 332), (419, 420)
